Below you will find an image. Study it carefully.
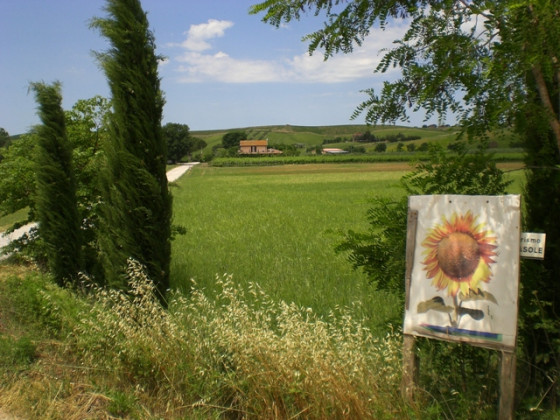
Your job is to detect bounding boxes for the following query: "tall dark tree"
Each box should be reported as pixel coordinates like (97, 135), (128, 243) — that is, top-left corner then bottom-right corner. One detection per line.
(518, 77), (560, 399)
(31, 82), (81, 286)
(91, 0), (171, 298)
(222, 131), (247, 149)
(162, 122), (192, 163)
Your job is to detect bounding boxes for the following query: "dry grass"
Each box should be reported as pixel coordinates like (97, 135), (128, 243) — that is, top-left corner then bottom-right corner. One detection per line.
(178, 275), (404, 418)
(0, 261), (408, 419)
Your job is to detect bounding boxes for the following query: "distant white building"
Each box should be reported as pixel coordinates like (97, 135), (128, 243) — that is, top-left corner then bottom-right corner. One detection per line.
(322, 148), (349, 155)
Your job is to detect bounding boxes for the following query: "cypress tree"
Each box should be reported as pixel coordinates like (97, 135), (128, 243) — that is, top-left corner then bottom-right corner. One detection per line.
(31, 81), (81, 286)
(91, 0), (171, 298)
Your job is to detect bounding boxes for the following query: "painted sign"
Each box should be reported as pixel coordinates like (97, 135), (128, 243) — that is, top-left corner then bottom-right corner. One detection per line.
(403, 195), (521, 350)
(520, 232), (546, 259)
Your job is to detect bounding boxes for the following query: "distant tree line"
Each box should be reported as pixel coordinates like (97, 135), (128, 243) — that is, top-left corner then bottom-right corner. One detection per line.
(353, 131), (421, 143)
(322, 131), (421, 145)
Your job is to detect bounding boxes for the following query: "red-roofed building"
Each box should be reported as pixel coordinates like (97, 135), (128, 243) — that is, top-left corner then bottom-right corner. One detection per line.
(239, 139), (282, 155)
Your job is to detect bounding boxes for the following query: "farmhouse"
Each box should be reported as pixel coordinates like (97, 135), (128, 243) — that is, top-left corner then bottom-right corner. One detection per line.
(239, 139), (282, 155)
(322, 148), (349, 155)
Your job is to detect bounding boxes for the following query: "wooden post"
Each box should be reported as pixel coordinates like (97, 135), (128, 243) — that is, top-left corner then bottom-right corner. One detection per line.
(404, 210), (418, 311)
(402, 208), (419, 401)
(402, 334), (419, 402)
(499, 350), (516, 420)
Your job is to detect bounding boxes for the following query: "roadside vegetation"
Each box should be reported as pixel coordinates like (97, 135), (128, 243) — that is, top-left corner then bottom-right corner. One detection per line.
(0, 160), (533, 419)
(2, 0), (560, 417)
(0, 261), (405, 419)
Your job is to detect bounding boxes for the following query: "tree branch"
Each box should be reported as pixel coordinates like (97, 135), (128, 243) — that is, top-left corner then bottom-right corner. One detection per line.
(532, 64), (560, 154)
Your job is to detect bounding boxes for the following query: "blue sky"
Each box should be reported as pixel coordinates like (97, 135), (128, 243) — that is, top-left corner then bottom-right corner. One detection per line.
(1, 0), (438, 135)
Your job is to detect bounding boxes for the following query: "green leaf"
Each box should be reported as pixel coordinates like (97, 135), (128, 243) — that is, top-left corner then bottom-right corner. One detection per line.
(459, 288), (498, 304)
(417, 296), (454, 314)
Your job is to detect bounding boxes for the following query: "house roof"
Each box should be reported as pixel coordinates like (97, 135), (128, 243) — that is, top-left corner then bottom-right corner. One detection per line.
(239, 140), (268, 146)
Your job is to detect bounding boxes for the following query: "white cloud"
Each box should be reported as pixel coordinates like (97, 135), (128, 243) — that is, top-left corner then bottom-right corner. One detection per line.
(171, 20), (408, 84)
(176, 51), (284, 83)
(180, 19), (234, 52)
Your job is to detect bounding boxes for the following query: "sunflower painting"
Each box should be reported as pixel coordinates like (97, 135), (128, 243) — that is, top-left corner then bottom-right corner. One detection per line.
(403, 195), (521, 350)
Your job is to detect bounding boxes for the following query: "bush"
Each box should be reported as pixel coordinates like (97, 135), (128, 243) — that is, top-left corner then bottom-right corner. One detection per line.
(374, 142), (387, 152)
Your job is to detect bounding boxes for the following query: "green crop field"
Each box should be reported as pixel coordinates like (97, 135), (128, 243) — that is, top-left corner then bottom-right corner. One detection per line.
(170, 162), (526, 332)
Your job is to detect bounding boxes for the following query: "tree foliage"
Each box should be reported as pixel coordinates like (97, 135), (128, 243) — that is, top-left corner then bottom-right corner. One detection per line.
(65, 96), (111, 277)
(250, 0), (560, 151)
(517, 85), (560, 399)
(0, 127), (10, 149)
(0, 134), (37, 222)
(31, 82), (81, 285)
(162, 122), (193, 163)
(91, 0), (172, 298)
(373, 142), (386, 152)
(222, 131), (247, 149)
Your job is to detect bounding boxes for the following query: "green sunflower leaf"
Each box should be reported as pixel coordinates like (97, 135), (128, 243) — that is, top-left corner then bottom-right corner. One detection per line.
(417, 296), (454, 314)
(457, 307), (485, 321)
(459, 288), (498, 304)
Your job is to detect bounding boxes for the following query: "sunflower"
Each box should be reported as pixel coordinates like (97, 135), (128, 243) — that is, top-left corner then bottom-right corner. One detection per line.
(421, 211), (497, 297)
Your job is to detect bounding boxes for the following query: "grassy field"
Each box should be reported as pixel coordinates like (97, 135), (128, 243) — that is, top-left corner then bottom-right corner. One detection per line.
(170, 162), (526, 332)
(0, 207), (28, 232)
(0, 161), (533, 419)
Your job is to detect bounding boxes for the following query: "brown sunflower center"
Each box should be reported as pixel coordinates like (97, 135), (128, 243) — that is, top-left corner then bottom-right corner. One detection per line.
(437, 232), (480, 280)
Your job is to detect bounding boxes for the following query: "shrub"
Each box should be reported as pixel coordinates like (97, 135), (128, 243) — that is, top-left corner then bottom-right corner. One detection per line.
(374, 142), (387, 152)
(336, 143), (511, 297)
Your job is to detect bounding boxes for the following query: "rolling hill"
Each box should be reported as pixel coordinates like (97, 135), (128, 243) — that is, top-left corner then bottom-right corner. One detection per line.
(191, 123), (520, 153)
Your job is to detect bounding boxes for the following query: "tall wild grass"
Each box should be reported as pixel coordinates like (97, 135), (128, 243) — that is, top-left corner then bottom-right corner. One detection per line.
(0, 262), (406, 419)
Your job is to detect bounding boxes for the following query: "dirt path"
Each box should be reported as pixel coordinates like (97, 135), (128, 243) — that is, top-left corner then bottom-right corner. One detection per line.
(166, 162), (199, 182)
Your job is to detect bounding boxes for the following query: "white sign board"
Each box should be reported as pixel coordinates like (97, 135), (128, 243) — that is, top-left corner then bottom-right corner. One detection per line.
(520, 232), (546, 259)
(403, 195), (521, 350)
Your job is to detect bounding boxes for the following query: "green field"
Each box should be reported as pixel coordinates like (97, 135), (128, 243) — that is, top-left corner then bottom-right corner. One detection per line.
(0, 161), (532, 418)
(170, 162), (525, 332)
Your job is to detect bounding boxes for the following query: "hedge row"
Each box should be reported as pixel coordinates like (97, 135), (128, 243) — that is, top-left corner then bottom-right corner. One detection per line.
(210, 152), (524, 167)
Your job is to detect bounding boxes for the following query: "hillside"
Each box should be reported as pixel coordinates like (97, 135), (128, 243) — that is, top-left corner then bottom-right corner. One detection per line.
(191, 124), (520, 153)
